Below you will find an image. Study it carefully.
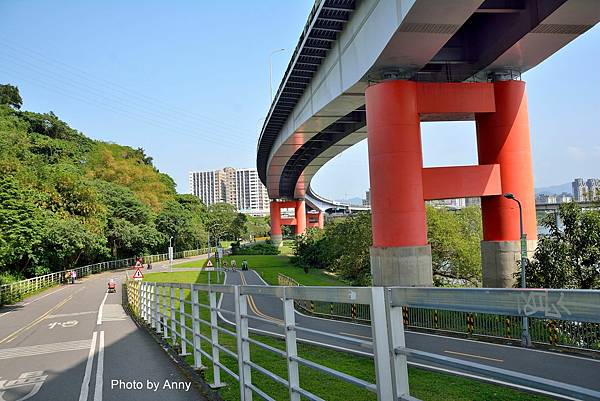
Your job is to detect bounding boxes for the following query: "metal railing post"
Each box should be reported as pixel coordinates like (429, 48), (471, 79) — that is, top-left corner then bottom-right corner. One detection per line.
(140, 282), (147, 320)
(191, 284), (203, 369)
(170, 286), (177, 345)
(370, 287), (395, 401)
(386, 293), (410, 399)
(179, 286), (190, 356)
(155, 284), (162, 333)
(283, 289), (300, 401)
(234, 286), (252, 401)
(162, 286), (170, 339)
(208, 286), (223, 387)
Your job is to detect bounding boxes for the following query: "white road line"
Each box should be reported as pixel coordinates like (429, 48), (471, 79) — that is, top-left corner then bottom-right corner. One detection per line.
(444, 349), (504, 363)
(79, 331), (97, 401)
(94, 331), (104, 401)
(0, 339), (92, 360)
(0, 311), (11, 318)
(46, 311), (96, 319)
(97, 293), (108, 325)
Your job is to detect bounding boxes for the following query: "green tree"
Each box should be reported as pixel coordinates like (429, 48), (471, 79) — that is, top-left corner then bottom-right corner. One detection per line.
(246, 215), (270, 240)
(519, 202), (600, 289)
(0, 84), (22, 109)
(205, 203), (239, 243)
(426, 206), (482, 286)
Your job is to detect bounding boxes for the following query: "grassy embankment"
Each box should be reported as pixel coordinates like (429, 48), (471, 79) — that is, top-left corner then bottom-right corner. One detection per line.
(142, 265), (550, 401)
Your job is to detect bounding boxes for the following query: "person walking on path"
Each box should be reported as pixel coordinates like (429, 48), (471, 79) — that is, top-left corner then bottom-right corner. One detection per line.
(70, 270), (77, 284)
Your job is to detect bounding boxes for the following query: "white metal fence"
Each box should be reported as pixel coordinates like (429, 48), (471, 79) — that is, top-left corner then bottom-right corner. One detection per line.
(0, 248), (208, 305)
(125, 280), (600, 401)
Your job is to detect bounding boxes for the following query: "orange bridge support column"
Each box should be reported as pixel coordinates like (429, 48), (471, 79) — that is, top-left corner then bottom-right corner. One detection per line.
(476, 80), (538, 288)
(270, 201), (282, 247)
(295, 199), (306, 235)
(317, 211), (324, 229)
(366, 80), (432, 286)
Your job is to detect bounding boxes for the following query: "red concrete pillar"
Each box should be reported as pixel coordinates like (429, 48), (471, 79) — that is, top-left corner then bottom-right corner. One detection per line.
(295, 199), (306, 235)
(317, 211), (324, 229)
(270, 201), (282, 246)
(366, 80), (432, 286)
(476, 80), (537, 287)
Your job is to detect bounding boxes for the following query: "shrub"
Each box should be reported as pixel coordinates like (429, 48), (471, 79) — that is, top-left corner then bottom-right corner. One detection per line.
(232, 241), (280, 255)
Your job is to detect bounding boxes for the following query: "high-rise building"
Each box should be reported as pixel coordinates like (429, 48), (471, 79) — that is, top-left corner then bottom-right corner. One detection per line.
(572, 178), (599, 201)
(572, 178), (586, 201)
(362, 189), (371, 206)
(189, 167), (269, 215)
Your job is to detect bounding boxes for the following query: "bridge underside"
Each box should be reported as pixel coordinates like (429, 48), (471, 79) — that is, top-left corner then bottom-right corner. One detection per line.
(259, 0), (600, 287)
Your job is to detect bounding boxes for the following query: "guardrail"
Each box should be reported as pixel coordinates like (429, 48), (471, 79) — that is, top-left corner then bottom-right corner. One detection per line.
(0, 248), (208, 305)
(277, 273), (600, 352)
(125, 280), (600, 401)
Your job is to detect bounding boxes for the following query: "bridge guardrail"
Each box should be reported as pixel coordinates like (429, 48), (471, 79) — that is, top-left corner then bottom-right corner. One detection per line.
(277, 273), (600, 352)
(125, 280), (600, 401)
(0, 248), (208, 305)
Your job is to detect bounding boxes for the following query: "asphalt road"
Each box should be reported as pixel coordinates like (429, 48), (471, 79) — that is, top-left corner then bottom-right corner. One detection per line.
(0, 258), (208, 401)
(218, 269), (600, 399)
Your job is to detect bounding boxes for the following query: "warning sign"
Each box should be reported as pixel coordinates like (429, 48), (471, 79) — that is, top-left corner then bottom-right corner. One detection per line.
(205, 259), (213, 267)
(133, 268), (144, 280)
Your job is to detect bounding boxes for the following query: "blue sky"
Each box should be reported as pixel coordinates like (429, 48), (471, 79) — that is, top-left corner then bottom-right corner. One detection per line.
(1, 1), (598, 200)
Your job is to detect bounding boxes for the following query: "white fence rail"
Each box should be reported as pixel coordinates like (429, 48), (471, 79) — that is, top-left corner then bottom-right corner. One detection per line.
(0, 248), (208, 305)
(126, 281), (600, 401)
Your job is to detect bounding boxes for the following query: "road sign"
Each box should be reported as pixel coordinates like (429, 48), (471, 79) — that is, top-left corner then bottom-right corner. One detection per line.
(133, 268), (144, 280)
(168, 246), (174, 262)
(217, 247), (223, 259)
(203, 267), (215, 272)
(206, 259), (213, 267)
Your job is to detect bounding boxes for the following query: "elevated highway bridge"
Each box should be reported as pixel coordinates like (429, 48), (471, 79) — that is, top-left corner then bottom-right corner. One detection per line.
(257, 0), (599, 287)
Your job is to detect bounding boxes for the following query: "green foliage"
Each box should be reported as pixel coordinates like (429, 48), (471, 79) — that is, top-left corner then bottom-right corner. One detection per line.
(205, 203), (247, 243)
(0, 85), (212, 278)
(293, 208), (483, 287)
(426, 206), (482, 286)
(245, 215), (270, 240)
(232, 241), (280, 255)
(518, 202), (600, 289)
(0, 84), (23, 109)
(293, 213), (372, 286)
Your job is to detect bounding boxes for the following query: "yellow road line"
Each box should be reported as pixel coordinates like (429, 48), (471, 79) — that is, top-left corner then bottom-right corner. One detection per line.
(339, 332), (372, 340)
(0, 287), (83, 344)
(240, 273), (283, 324)
(444, 350), (504, 363)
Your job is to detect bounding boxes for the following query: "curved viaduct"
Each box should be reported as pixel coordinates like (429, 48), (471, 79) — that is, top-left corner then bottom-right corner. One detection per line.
(256, 0), (599, 287)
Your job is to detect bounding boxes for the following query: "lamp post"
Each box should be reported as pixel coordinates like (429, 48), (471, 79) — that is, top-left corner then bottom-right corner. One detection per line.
(503, 193), (532, 347)
(169, 236), (174, 273)
(269, 48), (285, 102)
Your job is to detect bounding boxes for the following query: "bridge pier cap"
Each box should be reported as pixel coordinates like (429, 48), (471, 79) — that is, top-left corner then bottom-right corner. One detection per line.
(365, 79), (536, 288)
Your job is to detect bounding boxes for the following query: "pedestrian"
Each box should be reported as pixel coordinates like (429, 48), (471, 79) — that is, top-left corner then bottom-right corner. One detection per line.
(64, 270), (70, 284)
(242, 259), (248, 271)
(231, 259), (237, 271)
(147, 261), (152, 270)
(223, 260), (228, 270)
(70, 270), (77, 284)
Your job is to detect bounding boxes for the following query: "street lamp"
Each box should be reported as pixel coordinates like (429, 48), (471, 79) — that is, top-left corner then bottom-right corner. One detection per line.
(269, 48), (285, 102)
(503, 192), (532, 347)
(169, 236), (174, 272)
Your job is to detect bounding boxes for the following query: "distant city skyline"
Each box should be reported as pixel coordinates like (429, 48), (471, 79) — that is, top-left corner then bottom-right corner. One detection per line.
(1, 1), (598, 200)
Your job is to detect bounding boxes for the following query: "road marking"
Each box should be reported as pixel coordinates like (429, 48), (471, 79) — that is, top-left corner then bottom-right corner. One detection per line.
(240, 273), (283, 324)
(22, 286), (67, 305)
(79, 331), (97, 401)
(0, 289), (81, 344)
(0, 311), (11, 318)
(444, 350), (504, 363)
(46, 311), (96, 319)
(94, 331), (104, 401)
(0, 339), (92, 360)
(339, 332), (372, 340)
(101, 304), (127, 322)
(97, 292), (108, 325)
(0, 371), (48, 401)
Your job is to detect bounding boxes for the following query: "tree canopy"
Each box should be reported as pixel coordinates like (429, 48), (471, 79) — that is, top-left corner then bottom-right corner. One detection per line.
(0, 85), (248, 282)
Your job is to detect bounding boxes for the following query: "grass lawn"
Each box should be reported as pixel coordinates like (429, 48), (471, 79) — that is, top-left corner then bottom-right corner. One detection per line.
(140, 270), (550, 401)
(174, 254), (344, 287)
